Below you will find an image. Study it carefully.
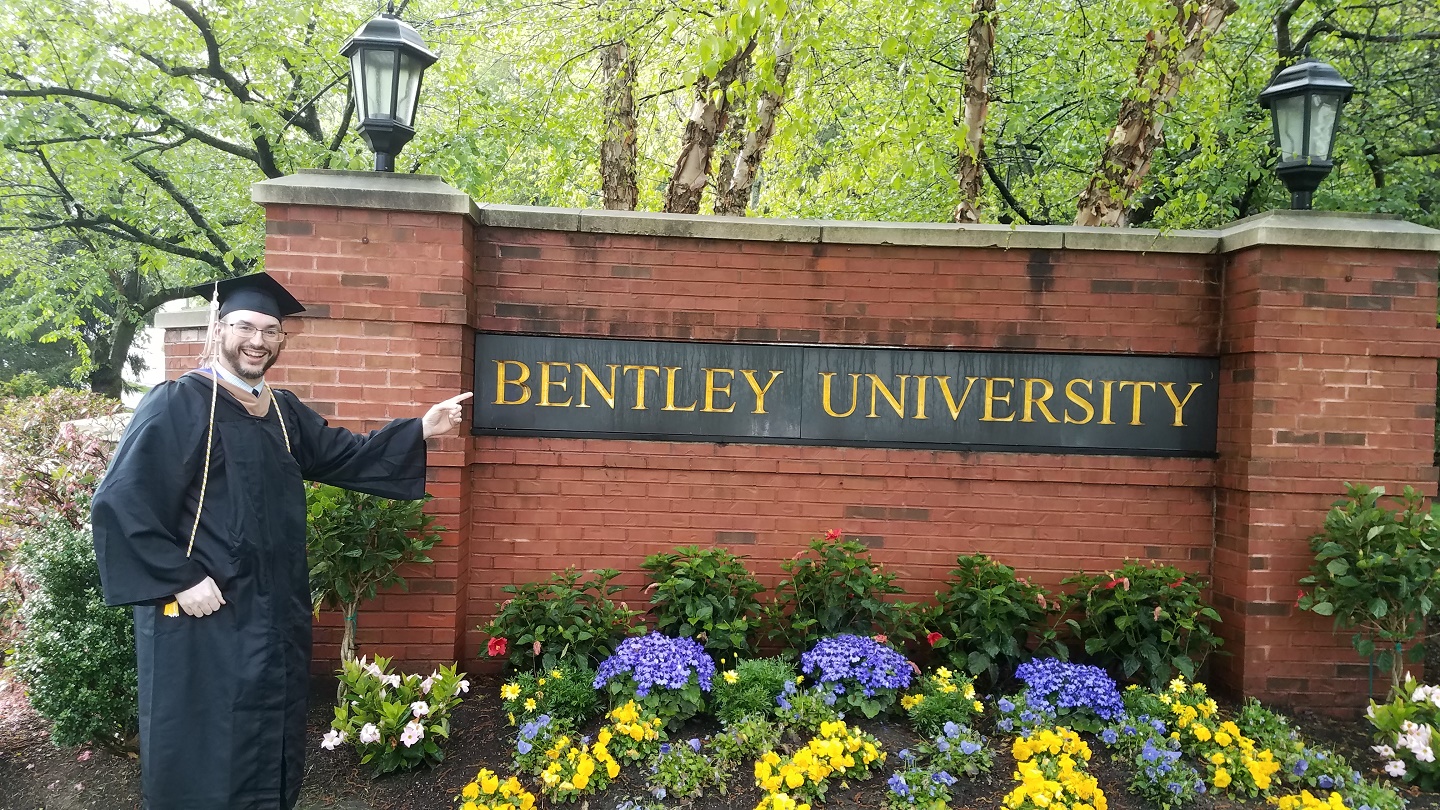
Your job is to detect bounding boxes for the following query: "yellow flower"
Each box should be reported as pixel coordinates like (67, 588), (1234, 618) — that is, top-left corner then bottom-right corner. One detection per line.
(501, 683), (522, 700)
(480, 770), (500, 794)
(462, 782), (480, 800)
(1215, 731), (1232, 747)
(1192, 725), (1212, 742)
(606, 759), (619, 778)
(901, 694), (924, 710)
(974, 701), (985, 712)
(725, 670), (740, 684)
(1210, 752), (1226, 765)
(1213, 768), (1232, 789)
(550, 669), (562, 679)
(935, 667), (953, 680)
(524, 698), (537, 711)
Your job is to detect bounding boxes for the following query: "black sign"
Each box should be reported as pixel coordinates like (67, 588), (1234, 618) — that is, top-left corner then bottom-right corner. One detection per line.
(472, 334), (1219, 457)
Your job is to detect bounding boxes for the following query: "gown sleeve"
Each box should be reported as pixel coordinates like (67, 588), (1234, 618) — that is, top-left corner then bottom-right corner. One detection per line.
(91, 381), (210, 607)
(279, 391), (428, 500)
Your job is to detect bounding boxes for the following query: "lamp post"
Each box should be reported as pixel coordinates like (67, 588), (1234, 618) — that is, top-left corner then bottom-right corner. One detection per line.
(341, 11), (437, 172)
(1258, 59), (1354, 210)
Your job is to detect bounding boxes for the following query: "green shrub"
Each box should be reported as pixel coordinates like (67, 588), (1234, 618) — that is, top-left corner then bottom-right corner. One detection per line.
(709, 713), (783, 773)
(1298, 483), (1440, 689)
(641, 545), (765, 657)
(480, 568), (641, 671)
(929, 554), (1060, 685)
(306, 483), (443, 668)
(499, 663), (601, 728)
(763, 533), (906, 655)
(13, 521), (137, 753)
(325, 655), (467, 775)
(1062, 560), (1222, 690)
(709, 657), (796, 723)
(902, 666), (982, 737)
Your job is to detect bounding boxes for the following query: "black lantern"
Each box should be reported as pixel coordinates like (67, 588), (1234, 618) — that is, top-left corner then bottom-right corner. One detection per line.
(340, 11), (438, 172)
(1258, 59), (1354, 210)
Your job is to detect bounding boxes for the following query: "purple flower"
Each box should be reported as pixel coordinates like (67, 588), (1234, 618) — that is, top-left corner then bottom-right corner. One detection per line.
(593, 632), (716, 696)
(959, 740), (981, 756)
(1294, 759), (1309, 777)
(800, 635), (913, 696)
(1318, 775), (1335, 789)
(932, 770), (957, 786)
(887, 773), (910, 797)
(998, 697), (1016, 713)
(1013, 659), (1123, 721)
(1102, 728), (1118, 745)
(688, 738), (702, 752)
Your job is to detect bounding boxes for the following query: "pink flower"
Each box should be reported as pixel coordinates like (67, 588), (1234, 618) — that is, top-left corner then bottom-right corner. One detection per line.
(1153, 606), (1163, 621)
(533, 640), (542, 656)
(320, 729), (346, 750)
(410, 701), (430, 718)
(420, 676), (434, 695)
(926, 632), (943, 647)
(487, 637), (508, 657)
(873, 634), (888, 644)
(359, 723), (381, 744)
(825, 528), (842, 541)
(400, 720), (424, 748)
(455, 679), (470, 696)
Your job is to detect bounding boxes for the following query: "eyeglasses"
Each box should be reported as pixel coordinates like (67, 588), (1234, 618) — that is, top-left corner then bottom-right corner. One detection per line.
(222, 321), (287, 343)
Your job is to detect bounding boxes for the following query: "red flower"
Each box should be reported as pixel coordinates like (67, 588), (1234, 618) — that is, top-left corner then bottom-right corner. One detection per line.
(873, 634), (889, 644)
(1168, 579), (1184, 589)
(825, 528), (842, 541)
(487, 636), (508, 657)
(926, 631), (943, 647)
(1104, 579), (1121, 589)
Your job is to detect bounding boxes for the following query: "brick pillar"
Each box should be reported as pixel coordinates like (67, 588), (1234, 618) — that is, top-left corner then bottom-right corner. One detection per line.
(251, 169), (477, 672)
(1212, 211), (1440, 714)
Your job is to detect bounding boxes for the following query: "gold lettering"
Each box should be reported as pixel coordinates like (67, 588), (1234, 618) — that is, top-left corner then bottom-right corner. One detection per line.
(622, 365), (660, 410)
(935, 376), (980, 420)
(494, 360), (531, 405)
(1159, 382), (1204, 427)
(538, 362), (571, 407)
(662, 367), (698, 412)
(740, 370), (783, 415)
(576, 363), (619, 409)
(981, 377), (1016, 422)
(912, 375), (931, 420)
(820, 372), (861, 418)
(1117, 381), (1157, 426)
(866, 374), (910, 418)
(1064, 379), (1095, 424)
(1021, 378), (1059, 423)
(702, 368), (736, 413)
(1099, 380), (1116, 425)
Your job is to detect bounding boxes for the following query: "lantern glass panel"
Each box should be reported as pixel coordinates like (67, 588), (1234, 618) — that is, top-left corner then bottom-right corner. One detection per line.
(1274, 94), (1307, 161)
(349, 53), (366, 115)
(361, 48), (398, 120)
(396, 52), (423, 127)
(1309, 92), (1340, 161)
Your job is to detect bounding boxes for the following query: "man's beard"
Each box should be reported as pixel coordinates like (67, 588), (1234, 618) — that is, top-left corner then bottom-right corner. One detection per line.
(219, 340), (279, 383)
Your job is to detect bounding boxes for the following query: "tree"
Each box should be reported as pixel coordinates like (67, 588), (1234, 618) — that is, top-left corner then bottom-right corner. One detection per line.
(0, 0), (373, 396)
(952, 0), (997, 224)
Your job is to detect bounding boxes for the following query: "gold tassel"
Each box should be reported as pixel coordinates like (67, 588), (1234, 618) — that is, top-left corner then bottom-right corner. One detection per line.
(164, 602), (179, 617)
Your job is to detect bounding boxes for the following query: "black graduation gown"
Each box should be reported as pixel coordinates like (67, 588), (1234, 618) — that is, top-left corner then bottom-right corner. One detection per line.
(91, 372), (427, 810)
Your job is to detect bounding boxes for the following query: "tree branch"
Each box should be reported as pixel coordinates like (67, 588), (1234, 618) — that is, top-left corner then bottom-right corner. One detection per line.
(126, 159), (238, 267)
(1275, 0), (1311, 58)
(983, 160), (1045, 224)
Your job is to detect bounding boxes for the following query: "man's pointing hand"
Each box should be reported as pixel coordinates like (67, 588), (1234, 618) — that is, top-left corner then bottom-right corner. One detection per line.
(422, 392), (474, 439)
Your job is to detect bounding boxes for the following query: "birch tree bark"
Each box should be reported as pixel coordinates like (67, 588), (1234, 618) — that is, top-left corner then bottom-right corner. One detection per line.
(663, 39), (757, 214)
(953, 0), (996, 224)
(600, 41), (639, 210)
(1073, 0), (1238, 226)
(716, 41), (794, 217)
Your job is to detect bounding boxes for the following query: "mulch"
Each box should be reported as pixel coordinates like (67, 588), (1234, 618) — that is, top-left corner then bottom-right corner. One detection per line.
(4, 667), (1440, 810)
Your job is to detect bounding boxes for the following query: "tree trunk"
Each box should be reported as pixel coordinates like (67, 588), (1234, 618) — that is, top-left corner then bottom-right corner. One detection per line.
(1074, 0), (1237, 227)
(600, 41), (639, 210)
(711, 57), (753, 211)
(953, 0), (997, 224)
(663, 39), (756, 214)
(337, 600), (359, 702)
(88, 314), (139, 398)
(716, 42), (793, 217)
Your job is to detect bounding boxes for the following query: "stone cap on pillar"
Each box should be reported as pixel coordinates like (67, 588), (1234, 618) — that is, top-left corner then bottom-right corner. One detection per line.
(252, 168), (480, 222)
(1217, 210), (1440, 254)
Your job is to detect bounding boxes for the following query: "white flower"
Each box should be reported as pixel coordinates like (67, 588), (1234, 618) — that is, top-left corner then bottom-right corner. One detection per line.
(420, 677), (434, 695)
(410, 701), (430, 718)
(320, 729), (346, 750)
(400, 720), (424, 748)
(1417, 746), (1436, 763)
(384, 674), (401, 688)
(1374, 745), (1396, 758)
(1385, 760), (1407, 778)
(455, 679), (470, 696)
(1367, 704), (1377, 720)
(359, 723), (381, 744)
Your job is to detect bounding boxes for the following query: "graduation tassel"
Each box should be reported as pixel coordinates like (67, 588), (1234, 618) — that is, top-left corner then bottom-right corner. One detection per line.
(167, 285), (222, 619)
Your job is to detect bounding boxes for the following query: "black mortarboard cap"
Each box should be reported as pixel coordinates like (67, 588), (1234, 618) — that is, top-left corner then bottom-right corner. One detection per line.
(192, 272), (306, 320)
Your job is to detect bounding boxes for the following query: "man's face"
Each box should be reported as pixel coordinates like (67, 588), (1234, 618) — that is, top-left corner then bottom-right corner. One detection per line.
(214, 310), (284, 383)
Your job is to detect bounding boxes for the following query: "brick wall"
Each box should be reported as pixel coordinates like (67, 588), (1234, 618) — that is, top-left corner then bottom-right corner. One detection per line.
(160, 171), (1440, 713)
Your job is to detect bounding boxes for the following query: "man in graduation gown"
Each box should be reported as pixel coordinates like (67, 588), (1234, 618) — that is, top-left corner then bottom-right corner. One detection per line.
(91, 272), (471, 810)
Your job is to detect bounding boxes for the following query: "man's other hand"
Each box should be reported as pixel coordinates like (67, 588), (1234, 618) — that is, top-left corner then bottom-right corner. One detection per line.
(422, 392), (474, 439)
(175, 576), (225, 617)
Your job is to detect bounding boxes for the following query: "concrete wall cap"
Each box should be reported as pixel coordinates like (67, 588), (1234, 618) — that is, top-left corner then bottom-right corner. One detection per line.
(154, 307), (210, 329)
(1218, 209), (1440, 253)
(253, 169), (480, 222)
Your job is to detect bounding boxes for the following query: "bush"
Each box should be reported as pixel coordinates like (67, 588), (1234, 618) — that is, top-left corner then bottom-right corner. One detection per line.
(709, 713), (783, 772)
(901, 667), (982, 737)
(1368, 673), (1440, 790)
(764, 532), (907, 655)
(710, 657), (796, 724)
(324, 655), (468, 775)
(1299, 483), (1440, 689)
(593, 632), (715, 729)
(929, 554), (1061, 685)
(0, 388), (120, 533)
(12, 521), (137, 753)
(499, 663), (600, 728)
(1062, 560), (1222, 690)
(646, 738), (725, 802)
(641, 545), (765, 657)
(481, 568), (641, 672)
(306, 483), (443, 668)
(800, 634), (913, 718)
